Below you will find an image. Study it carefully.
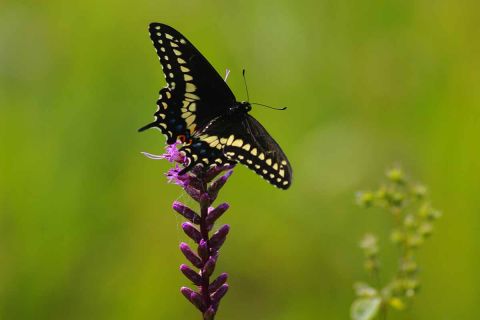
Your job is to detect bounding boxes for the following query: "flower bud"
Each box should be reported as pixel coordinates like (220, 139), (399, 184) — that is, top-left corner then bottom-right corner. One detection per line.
(173, 202), (200, 224)
(182, 222), (202, 243)
(203, 257), (216, 277)
(206, 203), (230, 226)
(180, 286), (205, 310)
(210, 284), (228, 304)
(180, 243), (203, 269)
(209, 273), (228, 293)
(210, 225), (230, 251)
(180, 264), (202, 285)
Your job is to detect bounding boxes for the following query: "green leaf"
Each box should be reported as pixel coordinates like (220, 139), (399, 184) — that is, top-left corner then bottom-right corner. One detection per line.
(351, 297), (381, 320)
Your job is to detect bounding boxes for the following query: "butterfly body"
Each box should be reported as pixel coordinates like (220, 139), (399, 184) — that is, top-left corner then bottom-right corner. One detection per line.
(140, 23), (292, 189)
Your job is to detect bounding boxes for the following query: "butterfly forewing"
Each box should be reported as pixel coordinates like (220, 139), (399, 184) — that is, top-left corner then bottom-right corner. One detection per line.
(148, 23), (235, 133)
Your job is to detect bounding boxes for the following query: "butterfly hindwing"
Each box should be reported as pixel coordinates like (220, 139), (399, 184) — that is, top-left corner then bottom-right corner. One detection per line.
(139, 87), (185, 144)
(178, 140), (234, 174)
(196, 114), (292, 189)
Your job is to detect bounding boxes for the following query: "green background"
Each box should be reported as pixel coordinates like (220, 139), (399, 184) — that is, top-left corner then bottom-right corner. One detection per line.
(1, 0), (479, 319)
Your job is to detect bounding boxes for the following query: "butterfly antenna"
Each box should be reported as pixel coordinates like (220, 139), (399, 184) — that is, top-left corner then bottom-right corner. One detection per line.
(243, 69), (286, 111)
(224, 68), (230, 82)
(251, 102), (287, 111)
(242, 69), (250, 102)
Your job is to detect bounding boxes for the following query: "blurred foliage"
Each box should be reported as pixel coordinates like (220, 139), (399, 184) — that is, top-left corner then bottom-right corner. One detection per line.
(352, 167), (441, 320)
(1, 0), (479, 319)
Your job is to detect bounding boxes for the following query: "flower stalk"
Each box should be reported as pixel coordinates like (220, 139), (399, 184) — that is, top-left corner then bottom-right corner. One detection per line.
(144, 144), (233, 319)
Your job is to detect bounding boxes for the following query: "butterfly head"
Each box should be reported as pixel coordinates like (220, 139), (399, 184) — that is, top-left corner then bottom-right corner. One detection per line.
(229, 101), (252, 115)
(239, 101), (252, 113)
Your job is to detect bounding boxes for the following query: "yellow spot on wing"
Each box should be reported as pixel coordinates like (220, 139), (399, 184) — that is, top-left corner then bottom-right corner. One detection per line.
(226, 135), (235, 146)
(185, 83), (196, 92)
(181, 111), (192, 118)
(232, 139), (243, 147)
(203, 136), (218, 144)
(185, 115), (195, 127)
(185, 93), (200, 100)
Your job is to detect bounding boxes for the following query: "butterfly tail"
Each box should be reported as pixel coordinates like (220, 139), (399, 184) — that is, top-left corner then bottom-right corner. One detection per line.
(138, 122), (157, 132)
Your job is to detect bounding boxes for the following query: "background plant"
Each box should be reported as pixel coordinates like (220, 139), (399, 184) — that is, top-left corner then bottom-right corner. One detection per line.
(351, 167), (442, 320)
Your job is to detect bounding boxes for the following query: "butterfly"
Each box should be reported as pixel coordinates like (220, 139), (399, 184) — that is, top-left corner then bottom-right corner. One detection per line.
(139, 23), (292, 189)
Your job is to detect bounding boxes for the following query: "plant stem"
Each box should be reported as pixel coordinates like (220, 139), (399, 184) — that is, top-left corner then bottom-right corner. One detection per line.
(381, 303), (387, 320)
(199, 180), (213, 319)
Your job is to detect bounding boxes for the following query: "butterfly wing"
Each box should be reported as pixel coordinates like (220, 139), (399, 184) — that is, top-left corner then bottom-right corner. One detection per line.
(177, 140), (234, 174)
(195, 114), (293, 189)
(140, 23), (236, 142)
(140, 23), (292, 189)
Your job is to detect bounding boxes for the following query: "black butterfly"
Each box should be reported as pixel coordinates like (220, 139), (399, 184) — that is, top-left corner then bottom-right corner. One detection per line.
(139, 23), (292, 189)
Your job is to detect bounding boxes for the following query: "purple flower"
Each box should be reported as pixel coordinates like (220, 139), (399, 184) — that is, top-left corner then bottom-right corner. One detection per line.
(143, 144), (234, 319)
(142, 143), (186, 164)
